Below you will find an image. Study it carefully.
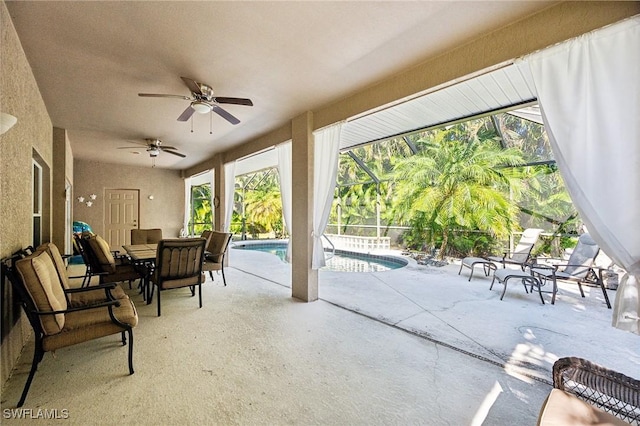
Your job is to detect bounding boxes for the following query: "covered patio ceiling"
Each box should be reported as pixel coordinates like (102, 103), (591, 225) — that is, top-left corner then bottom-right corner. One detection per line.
(235, 62), (541, 174)
(5, 1), (554, 170)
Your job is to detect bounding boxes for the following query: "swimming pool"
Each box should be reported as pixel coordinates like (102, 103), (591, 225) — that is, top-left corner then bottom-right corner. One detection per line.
(232, 241), (407, 272)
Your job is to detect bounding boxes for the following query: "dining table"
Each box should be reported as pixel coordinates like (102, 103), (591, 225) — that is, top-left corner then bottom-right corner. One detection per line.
(122, 243), (157, 303)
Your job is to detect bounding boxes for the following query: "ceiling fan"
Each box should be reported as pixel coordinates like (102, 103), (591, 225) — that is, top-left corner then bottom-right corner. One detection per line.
(118, 139), (186, 158)
(138, 77), (253, 125)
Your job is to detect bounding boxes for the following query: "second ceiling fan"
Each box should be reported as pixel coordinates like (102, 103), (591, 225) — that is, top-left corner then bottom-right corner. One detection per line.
(138, 77), (253, 125)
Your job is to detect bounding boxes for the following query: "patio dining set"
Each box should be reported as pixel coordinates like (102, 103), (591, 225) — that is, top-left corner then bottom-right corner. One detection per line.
(457, 228), (613, 308)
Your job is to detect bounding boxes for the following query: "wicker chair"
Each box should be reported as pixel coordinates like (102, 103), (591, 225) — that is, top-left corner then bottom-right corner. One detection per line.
(552, 357), (640, 424)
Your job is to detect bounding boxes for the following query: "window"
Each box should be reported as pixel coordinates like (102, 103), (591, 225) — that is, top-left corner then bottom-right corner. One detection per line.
(189, 183), (212, 236)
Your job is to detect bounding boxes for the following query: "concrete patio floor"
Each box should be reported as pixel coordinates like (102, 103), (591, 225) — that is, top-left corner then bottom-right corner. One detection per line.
(2, 245), (638, 424)
(228, 244), (640, 384)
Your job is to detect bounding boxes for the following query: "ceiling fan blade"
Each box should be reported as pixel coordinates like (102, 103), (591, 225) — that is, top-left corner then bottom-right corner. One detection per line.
(138, 93), (191, 100)
(117, 146), (146, 149)
(159, 145), (178, 150)
(162, 149), (186, 158)
(211, 105), (240, 125)
(177, 106), (196, 122)
(214, 97), (253, 106)
(180, 77), (203, 95)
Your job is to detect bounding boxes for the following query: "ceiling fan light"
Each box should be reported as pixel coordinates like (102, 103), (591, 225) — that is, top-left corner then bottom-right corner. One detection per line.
(191, 101), (211, 114)
(148, 147), (160, 157)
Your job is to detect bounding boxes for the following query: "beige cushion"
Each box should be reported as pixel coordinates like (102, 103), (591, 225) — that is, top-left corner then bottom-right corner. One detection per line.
(42, 296), (138, 352)
(87, 234), (116, 273)
(66, 285), (129, 308)
(152, 238), (205, 289)
(16, 251), (68, 334)
(537, 389), (631, 426)
(36, 242), (71, 289)
(35, 242), (130, 306)
(205, 231), (231, 262)
(131, 228), (163, 245)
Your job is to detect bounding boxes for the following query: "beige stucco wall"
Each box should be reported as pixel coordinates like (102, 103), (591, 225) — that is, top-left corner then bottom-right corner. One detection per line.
(52, 127), (73, 251)
(0, 0), (53, 385)
(74, 159), (185, 243)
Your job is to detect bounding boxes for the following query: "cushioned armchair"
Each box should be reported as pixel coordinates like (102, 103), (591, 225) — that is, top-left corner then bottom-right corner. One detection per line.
(80, 233), (143, 287)
(131, 228), (163, 245)
(202, 231), (233, 286)
(1, 246), (138, 407)
(36, 242), (129, 307)
(149, 238), (206, 316)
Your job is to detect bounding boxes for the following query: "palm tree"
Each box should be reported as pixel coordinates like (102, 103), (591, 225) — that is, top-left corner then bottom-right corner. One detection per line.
(190, 183), (212, 236)
(394, 120), (525, 257)
(237, 169), (284, 238)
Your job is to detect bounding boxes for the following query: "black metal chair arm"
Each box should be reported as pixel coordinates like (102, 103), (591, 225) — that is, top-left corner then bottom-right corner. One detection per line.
(63, 282), (117, 294)
(32, 298), (121, 316)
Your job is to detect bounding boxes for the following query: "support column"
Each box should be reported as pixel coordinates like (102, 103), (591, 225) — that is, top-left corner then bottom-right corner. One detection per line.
(291, 112), (317, 302)
(212, 153), (224, 231)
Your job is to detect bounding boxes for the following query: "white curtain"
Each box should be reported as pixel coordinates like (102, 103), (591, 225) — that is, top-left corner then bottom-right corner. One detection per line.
(523, 16), (640, 334)
(276, 141), (293, 262)
(312, 122), (343, 269)
(182, 177), (192, 236)
(209, 169), (215, 231)
(223, 161), (236, 232)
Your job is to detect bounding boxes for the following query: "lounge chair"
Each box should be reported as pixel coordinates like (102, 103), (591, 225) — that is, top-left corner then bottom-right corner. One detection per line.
(458, 228), (543, 281)
(530, 233), (611, 308)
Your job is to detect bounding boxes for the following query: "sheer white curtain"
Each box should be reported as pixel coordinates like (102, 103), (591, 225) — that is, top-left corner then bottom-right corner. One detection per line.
(182, 176), (192, 236)
(223, 161), (236, 232)
(312, 122), (343, 269)
(214, 169), (216, 233)
(523, 16), (640, 334)
(276, 141), (293, 262)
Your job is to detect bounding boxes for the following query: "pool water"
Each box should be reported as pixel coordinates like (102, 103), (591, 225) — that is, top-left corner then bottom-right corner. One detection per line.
(233, 242), (407, 272)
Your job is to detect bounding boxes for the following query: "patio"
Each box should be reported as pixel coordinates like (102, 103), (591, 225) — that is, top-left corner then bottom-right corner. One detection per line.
(230, 245), (640, 383)
(1, 246), (638, 424)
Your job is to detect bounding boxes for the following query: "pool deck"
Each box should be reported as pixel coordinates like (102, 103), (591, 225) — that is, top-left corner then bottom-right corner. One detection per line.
(229, 243), (640, 383)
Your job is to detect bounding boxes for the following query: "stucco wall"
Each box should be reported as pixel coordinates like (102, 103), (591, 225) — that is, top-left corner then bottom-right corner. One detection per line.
(0, 0), (53, 385)
(52, 127), (73, 251)
(73, 159), (185, 243)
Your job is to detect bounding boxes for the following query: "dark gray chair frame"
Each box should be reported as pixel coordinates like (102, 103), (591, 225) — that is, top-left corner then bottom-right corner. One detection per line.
(1, 250), (134, 408)
(150, 238), (206, 316)
(203, 232), (233, 286)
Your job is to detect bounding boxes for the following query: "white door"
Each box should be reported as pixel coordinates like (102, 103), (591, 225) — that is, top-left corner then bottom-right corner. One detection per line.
(104, 189), (139, 250)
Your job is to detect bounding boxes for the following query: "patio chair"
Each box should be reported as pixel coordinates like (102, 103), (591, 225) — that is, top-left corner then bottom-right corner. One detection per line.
(530, 233), (611, 308)
(36, 242), (129, 307)
(550, 357), (640, 424)
(485, 228), (543, 269)
(458, 228), (543, 281)
(149, 238), (206, 316)
(202, 231), (233, 286)
(1, 248), (138, 407)
(131, 228), (163, 245)
(79, 233), (144, 288)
